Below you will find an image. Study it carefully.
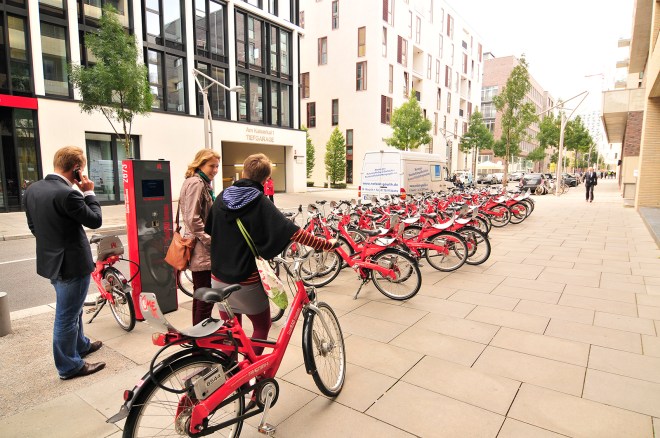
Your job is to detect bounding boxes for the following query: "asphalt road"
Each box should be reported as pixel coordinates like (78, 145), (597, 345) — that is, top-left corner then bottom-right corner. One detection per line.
(0, 235), (132, 313)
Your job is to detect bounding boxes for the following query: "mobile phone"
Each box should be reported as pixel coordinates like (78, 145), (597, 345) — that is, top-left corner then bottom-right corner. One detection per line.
(73, 168), (82, 182)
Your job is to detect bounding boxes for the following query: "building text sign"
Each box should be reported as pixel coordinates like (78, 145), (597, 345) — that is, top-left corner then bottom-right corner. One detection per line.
(245, 127), (275, 143)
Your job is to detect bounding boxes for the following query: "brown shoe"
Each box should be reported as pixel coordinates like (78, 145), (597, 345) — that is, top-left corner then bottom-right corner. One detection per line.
(60, 362), (106, 380)
(81, 341), (102, 358)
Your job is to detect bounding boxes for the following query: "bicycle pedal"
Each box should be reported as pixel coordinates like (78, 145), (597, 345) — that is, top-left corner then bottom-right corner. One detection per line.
(257, 423), (276, 435)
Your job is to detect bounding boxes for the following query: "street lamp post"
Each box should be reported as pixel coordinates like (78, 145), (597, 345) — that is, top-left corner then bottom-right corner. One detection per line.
(192, 68), (244, 149)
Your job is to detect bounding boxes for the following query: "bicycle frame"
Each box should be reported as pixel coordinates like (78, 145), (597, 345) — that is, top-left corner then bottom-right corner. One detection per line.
(90, 255), (123, 305)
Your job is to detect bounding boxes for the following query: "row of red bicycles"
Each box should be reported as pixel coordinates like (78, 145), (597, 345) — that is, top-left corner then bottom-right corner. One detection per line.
(277, 187), (535, 303)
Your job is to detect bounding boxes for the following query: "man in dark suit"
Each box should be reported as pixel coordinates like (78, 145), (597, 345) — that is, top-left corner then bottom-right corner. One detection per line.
(584, 166), (598, 203)
(24, 146), (105, 380)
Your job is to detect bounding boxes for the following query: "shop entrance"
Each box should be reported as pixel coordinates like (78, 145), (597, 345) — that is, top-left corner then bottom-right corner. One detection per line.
(0, 107), (39, 212)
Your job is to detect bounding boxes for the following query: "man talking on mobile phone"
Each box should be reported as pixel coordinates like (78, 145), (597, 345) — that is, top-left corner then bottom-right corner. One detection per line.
(24, 146), (105, 380)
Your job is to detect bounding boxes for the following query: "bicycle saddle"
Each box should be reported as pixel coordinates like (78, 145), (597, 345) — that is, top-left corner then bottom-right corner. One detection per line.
(194, 284), (242, 303)
(421, 212), (437, 219)
(362, 228), (389, 236)
(283, 212), (295, 218)
(316, 200), (327, 205)
(89, 234), (103, 244)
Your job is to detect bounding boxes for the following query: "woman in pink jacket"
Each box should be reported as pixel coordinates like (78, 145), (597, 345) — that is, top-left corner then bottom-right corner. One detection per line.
(179, 149), (219, 324)
(263, 176), (274, 203)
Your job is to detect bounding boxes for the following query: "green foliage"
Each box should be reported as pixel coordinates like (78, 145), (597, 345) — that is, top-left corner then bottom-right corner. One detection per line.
(459, 110), (494, 174)
(69, 5), (152, 155)
(537, 113), (594, 153)
(302, 125), (315, 178)
(537, 114), (560, 149)
(492, 56), (538, 183)
(526, 145), (547, 163)
(324, 127), (346, 184)
(549, 151), (570, 167)
(384, 95), (432, 151)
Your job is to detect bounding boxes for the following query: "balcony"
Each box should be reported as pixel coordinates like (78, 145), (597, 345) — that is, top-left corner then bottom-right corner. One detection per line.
(601, 88), (645, 143)
(618, 38), (631, 48)
(614, 79), (627, 89)
(616, 58), (630, 68)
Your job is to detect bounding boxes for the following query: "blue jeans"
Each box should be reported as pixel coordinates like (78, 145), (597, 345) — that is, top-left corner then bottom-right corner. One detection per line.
(51, 276), (92, 378)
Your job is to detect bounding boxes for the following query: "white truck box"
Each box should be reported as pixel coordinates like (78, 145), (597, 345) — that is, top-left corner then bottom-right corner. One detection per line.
(359, 149), (449, 200)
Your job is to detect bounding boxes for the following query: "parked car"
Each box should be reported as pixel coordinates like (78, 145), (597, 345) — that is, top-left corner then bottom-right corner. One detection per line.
(476, 173), (489, 184)
(520, 173), (545, 193)
(561, 173), (578, 187)
(454, 170), (474, 187)
(543, 173), (555, 181)
(509, 171), (525, 181)
(491, 173), (504, 184)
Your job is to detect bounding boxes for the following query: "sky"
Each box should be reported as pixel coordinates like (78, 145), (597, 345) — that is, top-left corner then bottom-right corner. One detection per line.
(446, 0), (635, 115)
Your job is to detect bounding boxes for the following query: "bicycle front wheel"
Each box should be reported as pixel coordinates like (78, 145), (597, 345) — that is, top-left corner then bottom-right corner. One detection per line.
(123, 355), (244, 438)
(457, 227), (491, 266)
(176, 269), (194, 297)
(299, 248), (342, 288)
(303, 302), (346, 397)
(371, 249), (422, 300)
(489, 205), (511, 227)
(508, 202), (528, 224)
(425, 231), (469, 272)
(104, 269), (135, 331)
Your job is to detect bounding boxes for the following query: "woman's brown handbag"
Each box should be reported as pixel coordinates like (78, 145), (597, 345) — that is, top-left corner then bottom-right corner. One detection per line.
(164, 204), (195, 270)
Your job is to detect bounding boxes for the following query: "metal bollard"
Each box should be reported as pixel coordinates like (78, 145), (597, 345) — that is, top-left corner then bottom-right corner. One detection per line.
(0, 292), (11, 336)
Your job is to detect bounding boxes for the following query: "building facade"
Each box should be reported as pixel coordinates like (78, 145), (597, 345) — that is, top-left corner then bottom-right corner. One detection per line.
(299, 0), (483, 186)
(0, 0), (306, 213)
(602, 0), (660, 208)
(480, 54), (555, 172)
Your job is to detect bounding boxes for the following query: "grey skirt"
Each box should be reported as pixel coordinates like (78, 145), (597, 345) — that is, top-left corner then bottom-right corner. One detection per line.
(211, 278), (269, 315)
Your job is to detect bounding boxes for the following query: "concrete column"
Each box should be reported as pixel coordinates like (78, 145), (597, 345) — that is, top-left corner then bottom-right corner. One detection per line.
(67, 0), (81, 100)
(0, 292), (11, 336)
(184, 0), (197, 116)
(227, 1), (237, 121)
(27, 0), (45, 96)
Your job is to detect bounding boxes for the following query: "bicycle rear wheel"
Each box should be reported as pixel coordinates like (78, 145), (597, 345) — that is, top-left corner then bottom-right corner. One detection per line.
(489, 205), (511, 227)
(123, 354), (244, 438)
(425, 231), (468, 272)
(371, 249), (422, 300)
(302, 302), (346, 397)
(508, 202), (528, 224)
(457, 227), (491, 266)
(176, 269), (194, 297)
(104, 269), (135, 331)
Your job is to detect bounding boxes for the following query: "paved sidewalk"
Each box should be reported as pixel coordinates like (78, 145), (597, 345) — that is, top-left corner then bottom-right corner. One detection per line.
(1, 179), (660, 437)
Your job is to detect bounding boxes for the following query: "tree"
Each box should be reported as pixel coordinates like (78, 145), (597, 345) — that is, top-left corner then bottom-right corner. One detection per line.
(526, 145), (547, 171)
(492, 56), (538, 184)
(303, 125), (315, 179)
(324, 127), (346, 185)
(385, 95), (432, 151)
(458, 110), (494, 175)
(537, 113), (594, 172)
(69, 5), (152, 156)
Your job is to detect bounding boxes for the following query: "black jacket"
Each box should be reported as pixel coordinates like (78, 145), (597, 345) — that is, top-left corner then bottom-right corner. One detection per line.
(205, 179), (298, 283)
(585, 172), (598, 187)
(24, 175), (102, 280)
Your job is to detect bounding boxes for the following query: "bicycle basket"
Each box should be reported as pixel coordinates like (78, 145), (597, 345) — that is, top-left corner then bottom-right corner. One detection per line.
(97, 236), (124, 261)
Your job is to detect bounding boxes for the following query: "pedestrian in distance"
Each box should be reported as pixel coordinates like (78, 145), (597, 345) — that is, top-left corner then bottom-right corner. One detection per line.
(264, 175), (275, 204)
(23, 146), (105, 380)
(179, 149), (219, 325)
(584, 166), (598, 203)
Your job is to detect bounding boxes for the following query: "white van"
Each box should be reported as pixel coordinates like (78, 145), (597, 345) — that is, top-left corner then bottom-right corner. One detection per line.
(359, 149), (449, 200)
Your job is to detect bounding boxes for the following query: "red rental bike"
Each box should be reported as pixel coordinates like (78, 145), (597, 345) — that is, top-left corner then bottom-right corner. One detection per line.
(108, 249), (346, 437)
(85, 234), (137, 331)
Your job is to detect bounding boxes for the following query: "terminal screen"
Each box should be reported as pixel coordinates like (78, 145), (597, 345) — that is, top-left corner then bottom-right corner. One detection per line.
(142, 179), (164, 199)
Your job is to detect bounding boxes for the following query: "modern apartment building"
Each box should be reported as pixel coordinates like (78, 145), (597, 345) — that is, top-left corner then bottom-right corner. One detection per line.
(0, 0), (305, 213)
(299, 0), (483, 186)
(480, 54), (555, 172)
(602, 0), (659, 208)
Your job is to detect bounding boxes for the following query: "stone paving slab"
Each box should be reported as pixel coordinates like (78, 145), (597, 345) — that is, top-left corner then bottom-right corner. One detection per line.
(2, 178), (660, 437)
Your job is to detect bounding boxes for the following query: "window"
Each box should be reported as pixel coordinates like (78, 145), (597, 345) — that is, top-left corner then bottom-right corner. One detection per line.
(388, 64), (393, 93)
(346, 129), (353, 156)
(166, 54), (185, 112)
(331, 99), (339, 125)
(194, 0), (226, 61)
(435, 59), (440, 83)
(346, 129), (353, 183)
(383, 0), (393, 25)
(445, 65), (451, 88)
(478, 43), (482, 62)
(415, 16), (421, 44)
(481, 85), (498, 101)
(482, 102), (495, 118)
(454, 119), (458, 136)
(86, 132), (140, 204)
(196, 62), (227, 118)
(331, 0), (338, 29)
(382, 27), (387, 56)
(397, 35), (407, 66)
(318, 37), (327, 65)
(145, 0), (184, 48)
(147, 50), (164, 109)
(407, 11), (412, 39)
(301, 72), (309, 98)
(356, 61), (367, 91)
(357, 26), (366, 57)
(307, 102), (316, 127)
(1, 16), (32, 95)
(403, 71), (409, 97)
(381, 95), (392, 124)
(236, 12), (263, 71)
(438, 34), (443, 58)
(41, 22), (70, 96)
(462, 53), (468, 74)
(437, 88), (441, 110)
(446, 91), (451, 113)
(450, 42), (454, 64)
(426, 54), (432, 79)
(446, 13), (453, 39)
(299, 10), (304, 28)
(434, 112), (438, 135)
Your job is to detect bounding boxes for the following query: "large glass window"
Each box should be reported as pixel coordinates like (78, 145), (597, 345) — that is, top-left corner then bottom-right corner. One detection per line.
(40, 22), (70, 96)
(166, 54), (185, 112)
(196, 63), (227, 118)
(3, 16), (32, 94)
(86, 132), (139, 204)
(147, 49), (164, 109)
(318, 37), (327, 65)
(146, 0), (184, 48)
(280, 84), (290, 127)
(356, 61), (366, 91)
(79, 1), (129, 27)
(195, 0), (226, 60)
(247, 15), (262, 70)
(146, 0), (162, 43)
(249, 76), (263, 122)
(163, 0), (183, 46)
